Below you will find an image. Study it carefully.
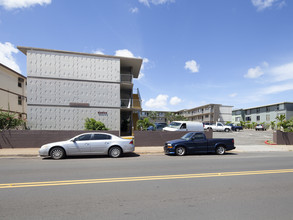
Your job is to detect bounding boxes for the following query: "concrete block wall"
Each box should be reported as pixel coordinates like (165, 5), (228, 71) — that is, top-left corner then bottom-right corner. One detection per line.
(26, 50), (121, 130)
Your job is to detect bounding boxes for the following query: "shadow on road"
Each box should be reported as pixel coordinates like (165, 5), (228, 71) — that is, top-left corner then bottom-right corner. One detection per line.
(42, 152), (140, 160)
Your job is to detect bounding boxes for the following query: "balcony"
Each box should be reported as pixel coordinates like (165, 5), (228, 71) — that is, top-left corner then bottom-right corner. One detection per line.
(120, 74), (133, 83)
(120, 88), (142, 110)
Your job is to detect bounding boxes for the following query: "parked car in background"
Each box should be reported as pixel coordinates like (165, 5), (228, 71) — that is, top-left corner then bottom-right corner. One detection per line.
(255, 124), (266, 131)
(204, 122), (232, 132)
(164, 132), (235, 156)
(163, 121), (204, 132)
(147, 122), (168, 131)
(39, 133), (135, 159)
(227, 123), (243, 132)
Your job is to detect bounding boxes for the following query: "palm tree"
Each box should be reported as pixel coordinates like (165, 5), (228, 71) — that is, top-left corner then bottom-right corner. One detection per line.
(136, 118), (154, 131)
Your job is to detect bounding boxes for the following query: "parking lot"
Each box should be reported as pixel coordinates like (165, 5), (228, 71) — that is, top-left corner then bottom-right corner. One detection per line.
(213, 129), (273, 145)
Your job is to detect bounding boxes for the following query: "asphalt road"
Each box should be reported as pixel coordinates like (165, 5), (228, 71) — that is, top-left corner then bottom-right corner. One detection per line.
(1, 152), (293, 220)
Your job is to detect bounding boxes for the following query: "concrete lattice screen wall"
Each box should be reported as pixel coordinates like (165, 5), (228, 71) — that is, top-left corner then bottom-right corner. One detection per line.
(0, 130), (213, 149)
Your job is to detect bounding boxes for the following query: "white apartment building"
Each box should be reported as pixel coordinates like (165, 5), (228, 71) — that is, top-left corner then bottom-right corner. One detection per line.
(18, 46), (142, 135)
(0, 63), (27, 119)
(142, 104), (233, 124)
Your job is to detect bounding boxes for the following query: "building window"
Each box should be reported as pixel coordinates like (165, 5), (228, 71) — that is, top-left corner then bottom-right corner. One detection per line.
(266, 115), (270, 121)
(18, 96), (22, 105)
(266, 107), (270, 112)
(18, 82), (22, 88)
(256, 116), (260, 121)
(235, 117), (240, 122)
(245, 116), (251, 121)
(256, 108), (260, 113)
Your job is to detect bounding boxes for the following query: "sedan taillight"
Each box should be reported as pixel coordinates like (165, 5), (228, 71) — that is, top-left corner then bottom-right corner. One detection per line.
(129, 140), (133, 145)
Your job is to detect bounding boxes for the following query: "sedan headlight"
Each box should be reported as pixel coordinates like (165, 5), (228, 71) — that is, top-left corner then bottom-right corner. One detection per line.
(41, 145), (50, 149)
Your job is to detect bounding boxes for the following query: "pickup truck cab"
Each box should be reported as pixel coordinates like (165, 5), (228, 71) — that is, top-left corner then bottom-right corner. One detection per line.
(204, 122), (231, 132)
(164, 132), (235, 156)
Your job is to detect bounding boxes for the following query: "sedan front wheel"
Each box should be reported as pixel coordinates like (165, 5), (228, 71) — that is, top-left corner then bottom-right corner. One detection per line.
(50, 147), (65, 160)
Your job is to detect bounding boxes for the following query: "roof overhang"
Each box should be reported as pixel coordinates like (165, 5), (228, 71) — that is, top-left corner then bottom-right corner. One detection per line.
(17, 46), (143, 78)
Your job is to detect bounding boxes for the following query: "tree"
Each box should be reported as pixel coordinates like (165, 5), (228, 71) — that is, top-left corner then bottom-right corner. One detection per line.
(225, 121), (232, 125)
(276, 114), (286, 130)
(148, 111), (158, 122)
(0, 110), (24, 130)
(84, 118), (108, 130)
(136, 118), (154, 131)
(270, 121), (276, 130)
(165, 112), (187, 123)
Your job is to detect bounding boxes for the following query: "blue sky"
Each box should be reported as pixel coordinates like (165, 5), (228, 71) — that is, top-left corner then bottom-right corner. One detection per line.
(0, 0), (292, 111)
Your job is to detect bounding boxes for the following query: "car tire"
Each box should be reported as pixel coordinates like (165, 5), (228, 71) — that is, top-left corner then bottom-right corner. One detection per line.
(50, 147), (65, 160)
(109, 146), (122, 158)
(175, 146), (186, 156)
(216, 146), (226, 155)
(224, 128), (230, 132)
(235, 128), (240, 132)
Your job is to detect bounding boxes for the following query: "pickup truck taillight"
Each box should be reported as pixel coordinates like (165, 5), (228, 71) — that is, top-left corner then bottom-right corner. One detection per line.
(232, 139), (234, 143)
(129, 140), (133, 145)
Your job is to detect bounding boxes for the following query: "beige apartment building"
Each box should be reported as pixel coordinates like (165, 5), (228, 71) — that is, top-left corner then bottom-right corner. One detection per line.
(0, 63), (27, 119)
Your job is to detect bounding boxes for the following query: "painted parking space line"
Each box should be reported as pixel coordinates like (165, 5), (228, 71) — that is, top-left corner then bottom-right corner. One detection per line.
(1, 168), (293, 189)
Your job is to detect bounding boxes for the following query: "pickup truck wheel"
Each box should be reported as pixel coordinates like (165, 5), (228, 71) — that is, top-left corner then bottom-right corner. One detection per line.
(175, 146), (186, 156)
(216, 146), (226, 155)
(235, 128), (240, 132)
(224, 128), (230, 132)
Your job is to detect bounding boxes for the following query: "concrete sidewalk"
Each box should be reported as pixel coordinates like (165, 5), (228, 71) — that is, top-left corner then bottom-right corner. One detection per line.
(0, 145), (293, 158)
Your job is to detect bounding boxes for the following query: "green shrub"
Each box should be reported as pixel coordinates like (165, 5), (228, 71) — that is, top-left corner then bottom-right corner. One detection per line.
(84, 118), (108, 130)
(0, 110), (24, 130)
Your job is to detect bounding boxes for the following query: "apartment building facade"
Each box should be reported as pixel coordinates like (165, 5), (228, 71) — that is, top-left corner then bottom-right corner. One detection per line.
(0, 63), (27, 119)
(18, 46), (142, 135)
(142, 104), (233, 124)
(232, 102), (293, 124)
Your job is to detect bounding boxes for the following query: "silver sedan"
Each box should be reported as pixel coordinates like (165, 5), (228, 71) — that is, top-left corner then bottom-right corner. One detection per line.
(39, 133), (135, 159)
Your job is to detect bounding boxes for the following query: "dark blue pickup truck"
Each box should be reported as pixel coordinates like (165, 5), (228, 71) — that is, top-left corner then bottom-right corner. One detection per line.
(164, 132), (235, 156)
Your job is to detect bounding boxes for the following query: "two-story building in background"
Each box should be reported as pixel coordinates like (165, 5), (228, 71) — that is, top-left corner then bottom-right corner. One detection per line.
(0, 63), (27, 119)
(18, 46), (142, 136)
(141, 104), (233, 124)
(232, 102), (293, 124)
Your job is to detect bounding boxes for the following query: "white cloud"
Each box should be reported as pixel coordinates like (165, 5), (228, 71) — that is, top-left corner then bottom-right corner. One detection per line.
(229, 93), (238, 98)
(139, 0), (175, 7)
(251, 0), (285, 11)
(130, 7), (139, 13)
(185, 60), (199, 73)
(93, 49), (104, 55)
(170, 96), (182, 105)
(115, 49), (135, 58)
(244, 66), (264, 78)
(260, 83), (293, 95)
(270, 62), (293, 81)
(145, 94), (168, 109)
(0, 42), (21, 73)
(0, 0), (51, 10)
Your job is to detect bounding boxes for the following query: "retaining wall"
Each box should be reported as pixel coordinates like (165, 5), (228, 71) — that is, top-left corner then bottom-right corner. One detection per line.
(0, 130), (212, 148)
(273, 130), (293, 145)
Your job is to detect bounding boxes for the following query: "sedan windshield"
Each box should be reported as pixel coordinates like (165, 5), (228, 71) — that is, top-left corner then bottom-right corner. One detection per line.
(181, 133), (194, 141)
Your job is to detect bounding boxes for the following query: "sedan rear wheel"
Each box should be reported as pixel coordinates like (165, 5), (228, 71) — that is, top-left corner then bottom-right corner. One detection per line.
(216, 146), (226, 155)
(175, 146), (186, 156)
(50, 147), (65, 160)
(109, 146), (122, 158)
